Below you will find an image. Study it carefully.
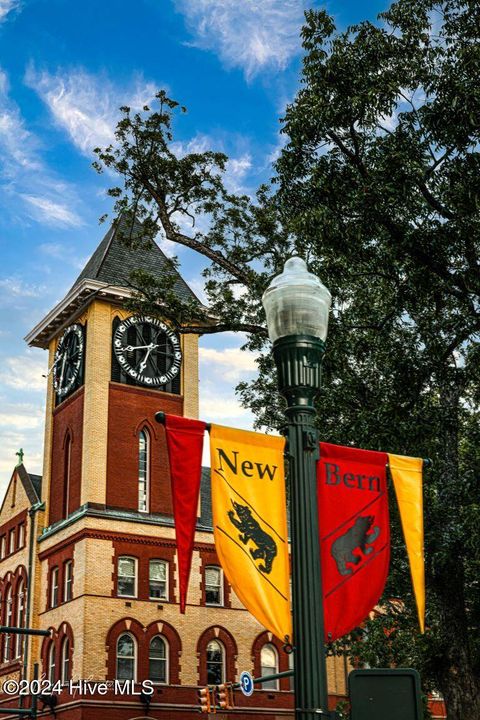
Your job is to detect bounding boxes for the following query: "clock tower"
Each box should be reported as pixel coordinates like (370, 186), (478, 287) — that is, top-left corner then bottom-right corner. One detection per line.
(26, 215), (201, 527)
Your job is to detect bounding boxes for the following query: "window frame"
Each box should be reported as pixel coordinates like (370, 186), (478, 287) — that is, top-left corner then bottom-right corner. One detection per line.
(149, 559), (168, 601)
(138, 428), (150, 513)
(64, 560), (73, 602)
(60, 637), (70, 684)
(18, 523), (25, 549)
(48, 643), (56, 684)
(206, 639), (225, 685)
(205, 565), (224, 606)
(148, 634), (168, 684)
(116, 633), (136, 681)
(8, 528), (15, 555)
(260, 643), (279, 690)
(15, 579), (25, 658)
(117, 556), (137, 598)
(50, 566), (59, 608)
(3, 586), (13, 661)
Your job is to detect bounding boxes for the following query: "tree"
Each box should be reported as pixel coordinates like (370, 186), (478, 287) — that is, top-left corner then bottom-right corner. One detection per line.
(93, 2), (479, 717)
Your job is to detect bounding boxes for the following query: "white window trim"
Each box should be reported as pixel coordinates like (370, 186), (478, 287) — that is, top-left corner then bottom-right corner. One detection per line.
(61, 637), (70, 684)
(149, 634), (169, 684)
(15, 581), (25, 658)
(149, 559), (168, 601)
(51, 567), (59, 608)
(4, 587), (12, 661)
(48, 643), (56, 683)
(260, 643), (279, 690)
(205, 565), (224, 606)
(116, 633), (137, 682)
(138, 428), (150, 513)
(117, 556), (138, 598)
(64, 560), (73, 602)
(206, 639), (225, 684)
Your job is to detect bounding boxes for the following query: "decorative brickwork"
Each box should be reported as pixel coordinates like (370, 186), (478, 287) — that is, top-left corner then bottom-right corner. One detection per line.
(106, 383), (182, 514)
(50, 388), (84, 525)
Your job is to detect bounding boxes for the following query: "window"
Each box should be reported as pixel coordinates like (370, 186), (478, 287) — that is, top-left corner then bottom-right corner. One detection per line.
(206, 640), (224, 685)
(18, 523), (25, 548)
(4, 587), (12, 661)
(205, 566), (223, 605)
(149, 560), (168, 600)
(64, 560), (73, 602)
(63, 434), (72, 519)
(15, 580), (25, 658)
(50, 567), (59, 608)
(48, 643), (56, 683)
(61, 637), (70, 683)
(117, 557), (136, 597)
(138, 429), (149, 512)
(9, 528), (15, 554)
(260, 644), (279, 689)
(116, 634), (136, 680)
(0, 536), (5, 559)
(149, 635), (167, 683)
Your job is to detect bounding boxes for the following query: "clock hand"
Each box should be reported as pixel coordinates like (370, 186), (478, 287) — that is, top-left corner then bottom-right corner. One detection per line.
(139, 346), (153, 373)
(59, 352), (67, 389)
(122, 344), (154, 352)
(43, 356), (61, 378)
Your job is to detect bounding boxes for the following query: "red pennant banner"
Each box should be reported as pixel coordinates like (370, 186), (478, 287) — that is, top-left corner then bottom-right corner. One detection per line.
(164, 414), (206, 613)
(318, 442), (390, 642)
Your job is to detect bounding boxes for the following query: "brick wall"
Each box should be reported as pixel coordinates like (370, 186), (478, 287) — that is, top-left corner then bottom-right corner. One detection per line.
(50, 388), (84, 525)
(106, 383), (182, 514)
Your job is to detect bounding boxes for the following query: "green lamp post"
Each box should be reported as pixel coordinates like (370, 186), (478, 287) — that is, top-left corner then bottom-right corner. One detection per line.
(262, 257), (333, 720)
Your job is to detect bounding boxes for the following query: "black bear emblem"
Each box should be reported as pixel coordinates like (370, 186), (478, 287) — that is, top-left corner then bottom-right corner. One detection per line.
(228, 500), (277, 574)
(331, 515), (380, 576)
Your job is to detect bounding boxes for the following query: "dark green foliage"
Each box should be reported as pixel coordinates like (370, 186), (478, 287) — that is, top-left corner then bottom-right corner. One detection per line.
(93, 3), (479, 718)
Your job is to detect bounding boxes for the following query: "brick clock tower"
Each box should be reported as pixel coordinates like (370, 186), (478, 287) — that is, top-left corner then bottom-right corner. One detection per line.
(0, 218), (350, 719)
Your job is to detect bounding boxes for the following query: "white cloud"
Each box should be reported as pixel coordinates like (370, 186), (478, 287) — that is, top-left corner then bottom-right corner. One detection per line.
(21, 195), (83, 228)
(0, 353), (47, 392)
(0, 0), (20, 22)
(25, 66), (158, 155)
(0, 277), (45, 298)
(199, 346), (258, 382)
(0, 67), (84, 228)
(174, 0), (308, 79)
(0, 70), (41, 174)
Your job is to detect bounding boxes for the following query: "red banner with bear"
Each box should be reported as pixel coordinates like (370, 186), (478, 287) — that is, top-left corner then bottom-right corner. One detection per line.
(318, 443), (390, 642)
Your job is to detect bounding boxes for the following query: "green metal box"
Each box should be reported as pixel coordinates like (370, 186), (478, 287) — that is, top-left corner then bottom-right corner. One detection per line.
(349, 668), (423, 720)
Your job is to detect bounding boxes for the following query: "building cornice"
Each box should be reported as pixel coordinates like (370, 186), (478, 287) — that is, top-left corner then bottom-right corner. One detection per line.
(24, 280), (134, 349)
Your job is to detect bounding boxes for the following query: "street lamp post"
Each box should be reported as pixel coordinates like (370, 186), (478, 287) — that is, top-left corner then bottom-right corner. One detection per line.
(262, 257), (333, 720)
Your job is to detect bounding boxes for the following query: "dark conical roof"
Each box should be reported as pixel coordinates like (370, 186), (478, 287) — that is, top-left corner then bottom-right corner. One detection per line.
(71, 215), (200, 304)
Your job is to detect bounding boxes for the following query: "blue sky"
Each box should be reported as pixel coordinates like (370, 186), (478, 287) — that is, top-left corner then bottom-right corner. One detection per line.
(0, 0), (388, 484)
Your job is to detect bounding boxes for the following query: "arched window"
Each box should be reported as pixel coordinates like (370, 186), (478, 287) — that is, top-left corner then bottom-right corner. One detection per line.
(116, 633), (136, 681)
(205, 566), (223, 605)
(48, 643), (56, 683)
(63, 433), (72, 519)
(149, 635), (168, 683)
(260, 644), (279, 689)
(4, 586), (12, 661)
(206, 640), (224, 685)
(138, 429), (150, 513)
(15, 579), (25, 658)
(61, 637), (70, 683)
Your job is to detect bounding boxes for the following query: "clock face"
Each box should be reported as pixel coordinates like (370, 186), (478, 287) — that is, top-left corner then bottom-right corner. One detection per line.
(113, 315), (182, 388)
(53, 324), (85, 398)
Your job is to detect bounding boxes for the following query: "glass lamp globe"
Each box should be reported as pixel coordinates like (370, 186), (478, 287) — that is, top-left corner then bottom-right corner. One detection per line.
(262, 257), (332, 343)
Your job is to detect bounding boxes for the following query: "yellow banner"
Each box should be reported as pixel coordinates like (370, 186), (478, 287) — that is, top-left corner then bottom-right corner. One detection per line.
(210, 424), (292, 641)
(388, 454), (425, 633)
